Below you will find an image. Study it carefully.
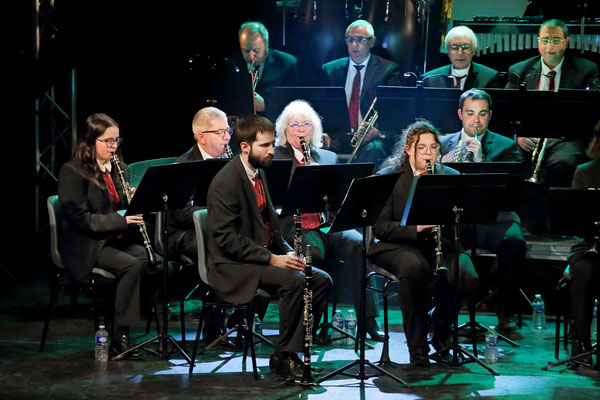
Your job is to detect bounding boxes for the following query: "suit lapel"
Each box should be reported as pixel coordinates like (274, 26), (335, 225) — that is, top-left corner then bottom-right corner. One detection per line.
(526, 59), (541, 89)
(466, 63), (478, 88)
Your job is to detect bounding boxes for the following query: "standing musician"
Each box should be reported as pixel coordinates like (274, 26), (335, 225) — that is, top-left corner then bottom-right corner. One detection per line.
(441, 89), (526, 332)
(57, 113), (161, 360)
(568, 120), (600, 363)
(368, 120), (479, 364)
(168, 107), (233, 262)
(231, 21), (298, 114)
(206, 114), (332, 380)
(422, 26), (503, 90)
(273, 99), (384, 342)
(321, 19), (401, 167)
(506, 19), (599, 188)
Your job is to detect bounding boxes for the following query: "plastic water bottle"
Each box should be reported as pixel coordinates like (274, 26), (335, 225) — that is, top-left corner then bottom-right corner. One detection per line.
(532, 294), (545, 330)
(95, 325), (109, 362)
(591, 299), (598, 337)
(344, 309), (357, 346)
(331, 309), (344, 343)
(253, 313), (262, 348)
(484, 326), (499, 364)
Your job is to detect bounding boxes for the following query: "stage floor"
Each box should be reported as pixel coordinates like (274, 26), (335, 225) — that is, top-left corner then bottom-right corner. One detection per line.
(1, 270), (598, 400)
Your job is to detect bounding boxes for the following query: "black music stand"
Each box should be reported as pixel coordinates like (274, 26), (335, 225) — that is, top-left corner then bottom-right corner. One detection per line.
(316, 173), (411, 387)
(542, 188), (600, 371)
(281, 162), (374, 347)
(112, 161), (203, 362)
(402, 173), (515, 376)
(262, 159), (294, 208)
(444, 162), (523, 349)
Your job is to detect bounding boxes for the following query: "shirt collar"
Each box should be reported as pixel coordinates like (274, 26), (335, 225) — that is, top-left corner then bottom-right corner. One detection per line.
(350, 53), (371, 69)
(540, 56), (564, 74)
(292, 146), (304, 163)
(97, 159), (112, 173)
(240, 156), (259, 184)
(451, 64), (470, 78)
(197, 143), (215, 160)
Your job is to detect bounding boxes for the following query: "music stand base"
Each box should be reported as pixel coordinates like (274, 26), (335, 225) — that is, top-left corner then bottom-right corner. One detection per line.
(317, 358), (412, 387)
(457, 320), (520, 348)
(111, 333), (192, 363)
(542, 344), (599, 371)
(407, 344), (499, 376)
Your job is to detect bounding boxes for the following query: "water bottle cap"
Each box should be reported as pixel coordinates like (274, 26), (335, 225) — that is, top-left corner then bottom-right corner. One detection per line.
(489, 326), (495, 330)
(336, 309), (341, 312)
(99, 325), (105, 329)
(535, 294), (541, 298)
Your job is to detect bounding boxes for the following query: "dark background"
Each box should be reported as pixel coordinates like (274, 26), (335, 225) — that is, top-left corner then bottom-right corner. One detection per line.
(8, 0), (599, 271)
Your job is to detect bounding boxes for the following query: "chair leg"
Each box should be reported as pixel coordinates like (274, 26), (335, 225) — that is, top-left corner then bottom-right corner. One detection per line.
(189, 304), (207, 375)
(469, 302), (478, 357)
(378, 279), (394, 365)
(241, 313), (258, 380)
(180, 295), (186, 345)
(40, 272), (60, 352)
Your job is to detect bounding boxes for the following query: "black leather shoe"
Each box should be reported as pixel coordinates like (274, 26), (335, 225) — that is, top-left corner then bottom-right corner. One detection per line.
(431, 334), (451, 356)
(365, 318), (385, 342)
(409, 346), (430, 366)
(497, 314), (518, 332)
(109, 334), (143, 360)
(270, 351), (309, 380)
(572, 340), (593, 366)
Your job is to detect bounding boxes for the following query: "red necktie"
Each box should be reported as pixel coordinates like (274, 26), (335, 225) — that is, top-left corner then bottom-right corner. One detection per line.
(102, 171), (120, 210)
(293, 157), (320, 229)
(453, 75), (465, 89)
(349, 65), (364, 133)
(251, 175), (273, 247)
(547, 70), (556, 91)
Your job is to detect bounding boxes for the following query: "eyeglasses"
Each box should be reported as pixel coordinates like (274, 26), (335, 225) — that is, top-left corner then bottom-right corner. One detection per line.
(537, 37), (565, 46)
(414, 144), (438, 154)
(201, 128), (233, 138)
(345, 36), (372, 45)
(449, 43), (472, 52)
(96, 137), (123, 147)
(288, 122), (313, 131)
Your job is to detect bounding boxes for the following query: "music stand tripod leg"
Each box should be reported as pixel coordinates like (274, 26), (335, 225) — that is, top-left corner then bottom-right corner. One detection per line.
(317, 219), (411, 387)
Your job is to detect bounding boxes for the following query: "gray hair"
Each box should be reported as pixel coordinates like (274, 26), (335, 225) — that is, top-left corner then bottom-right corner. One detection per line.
(239, 21), (270, 48)
(275, 100), (323, 149)
(346, 19), (375, 38)
(191, 107), (227, 135)
(444, 26), (478, 53)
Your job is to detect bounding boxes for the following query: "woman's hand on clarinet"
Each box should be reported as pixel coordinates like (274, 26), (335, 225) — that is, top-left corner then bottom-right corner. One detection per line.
(126, 214), (144, 225)
(417, 224), (437, 233)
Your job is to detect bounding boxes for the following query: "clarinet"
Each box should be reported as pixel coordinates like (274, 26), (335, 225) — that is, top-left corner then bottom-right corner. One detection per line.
(300, 243), (314, 384)
(111, 154), (158, 265)
(224, 144), (234, 158)
(299, 137), (312, 165)
(425, 160), (448, 277)
(293, 211), (303, 257)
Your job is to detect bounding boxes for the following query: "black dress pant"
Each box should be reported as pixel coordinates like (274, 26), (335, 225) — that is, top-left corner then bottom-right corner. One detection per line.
(368, 243), (478, 353)
(257, 265), (332, 352)
(569, 251), (600, 343)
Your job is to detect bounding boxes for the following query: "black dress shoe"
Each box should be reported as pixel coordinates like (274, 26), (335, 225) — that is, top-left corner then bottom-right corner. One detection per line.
(409, 346), (431, 366)
(270, 351), (309, 380)
(497, 314), (518, 332)
(572, 340), (593, 366)
(109, 334), (143, 360)
(365, 318), (385, 342)
(431, 334), (451, 356)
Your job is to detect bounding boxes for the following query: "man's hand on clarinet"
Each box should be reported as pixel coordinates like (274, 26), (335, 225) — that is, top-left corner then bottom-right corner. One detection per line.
(269, 252), (305, 271)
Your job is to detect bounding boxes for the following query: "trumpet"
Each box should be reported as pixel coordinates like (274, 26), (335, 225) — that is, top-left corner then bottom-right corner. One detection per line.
(299, 137), (312, 165)
(111, 154), (158, 266)
(425, 160), (448, 277)
(526, 137), (548, 183)
(224, 144), (234, 158)
(347, 97), (378, 163)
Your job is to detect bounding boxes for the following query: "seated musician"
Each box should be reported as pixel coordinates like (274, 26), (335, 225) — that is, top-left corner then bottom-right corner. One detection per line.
(422, 26), (503, 90)
(58, 113), (162, 360)
(206, 113), (332, 379)
(168, 107), (233, 262)
(230, 21), (298, 114)
(506, 19), (599, 188)
(441, 89), (526, 332)
(568, 119), (600, 363)
(321, 19), (401, 167)
(273, 99), (384, 342)
(368, 119), (479, 364)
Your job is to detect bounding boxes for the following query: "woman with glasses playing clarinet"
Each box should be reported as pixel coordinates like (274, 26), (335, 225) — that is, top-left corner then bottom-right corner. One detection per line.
(368, 119), (479, 365)
(58, 113), (161, 360)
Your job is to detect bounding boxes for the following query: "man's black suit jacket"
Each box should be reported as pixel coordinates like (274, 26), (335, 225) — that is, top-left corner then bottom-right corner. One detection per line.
(230, 48), (298, 92)
(206, 156), (292, 304)
(440, 130), (522, 162)
(506, 55), (599, 89)
(422, 62), (503, 90)
(57, 158), (131, 284)
(321, 54), (401, 118)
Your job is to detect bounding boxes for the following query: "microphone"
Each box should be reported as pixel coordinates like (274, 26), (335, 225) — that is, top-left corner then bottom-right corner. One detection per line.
(403, 72), (454, 88)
